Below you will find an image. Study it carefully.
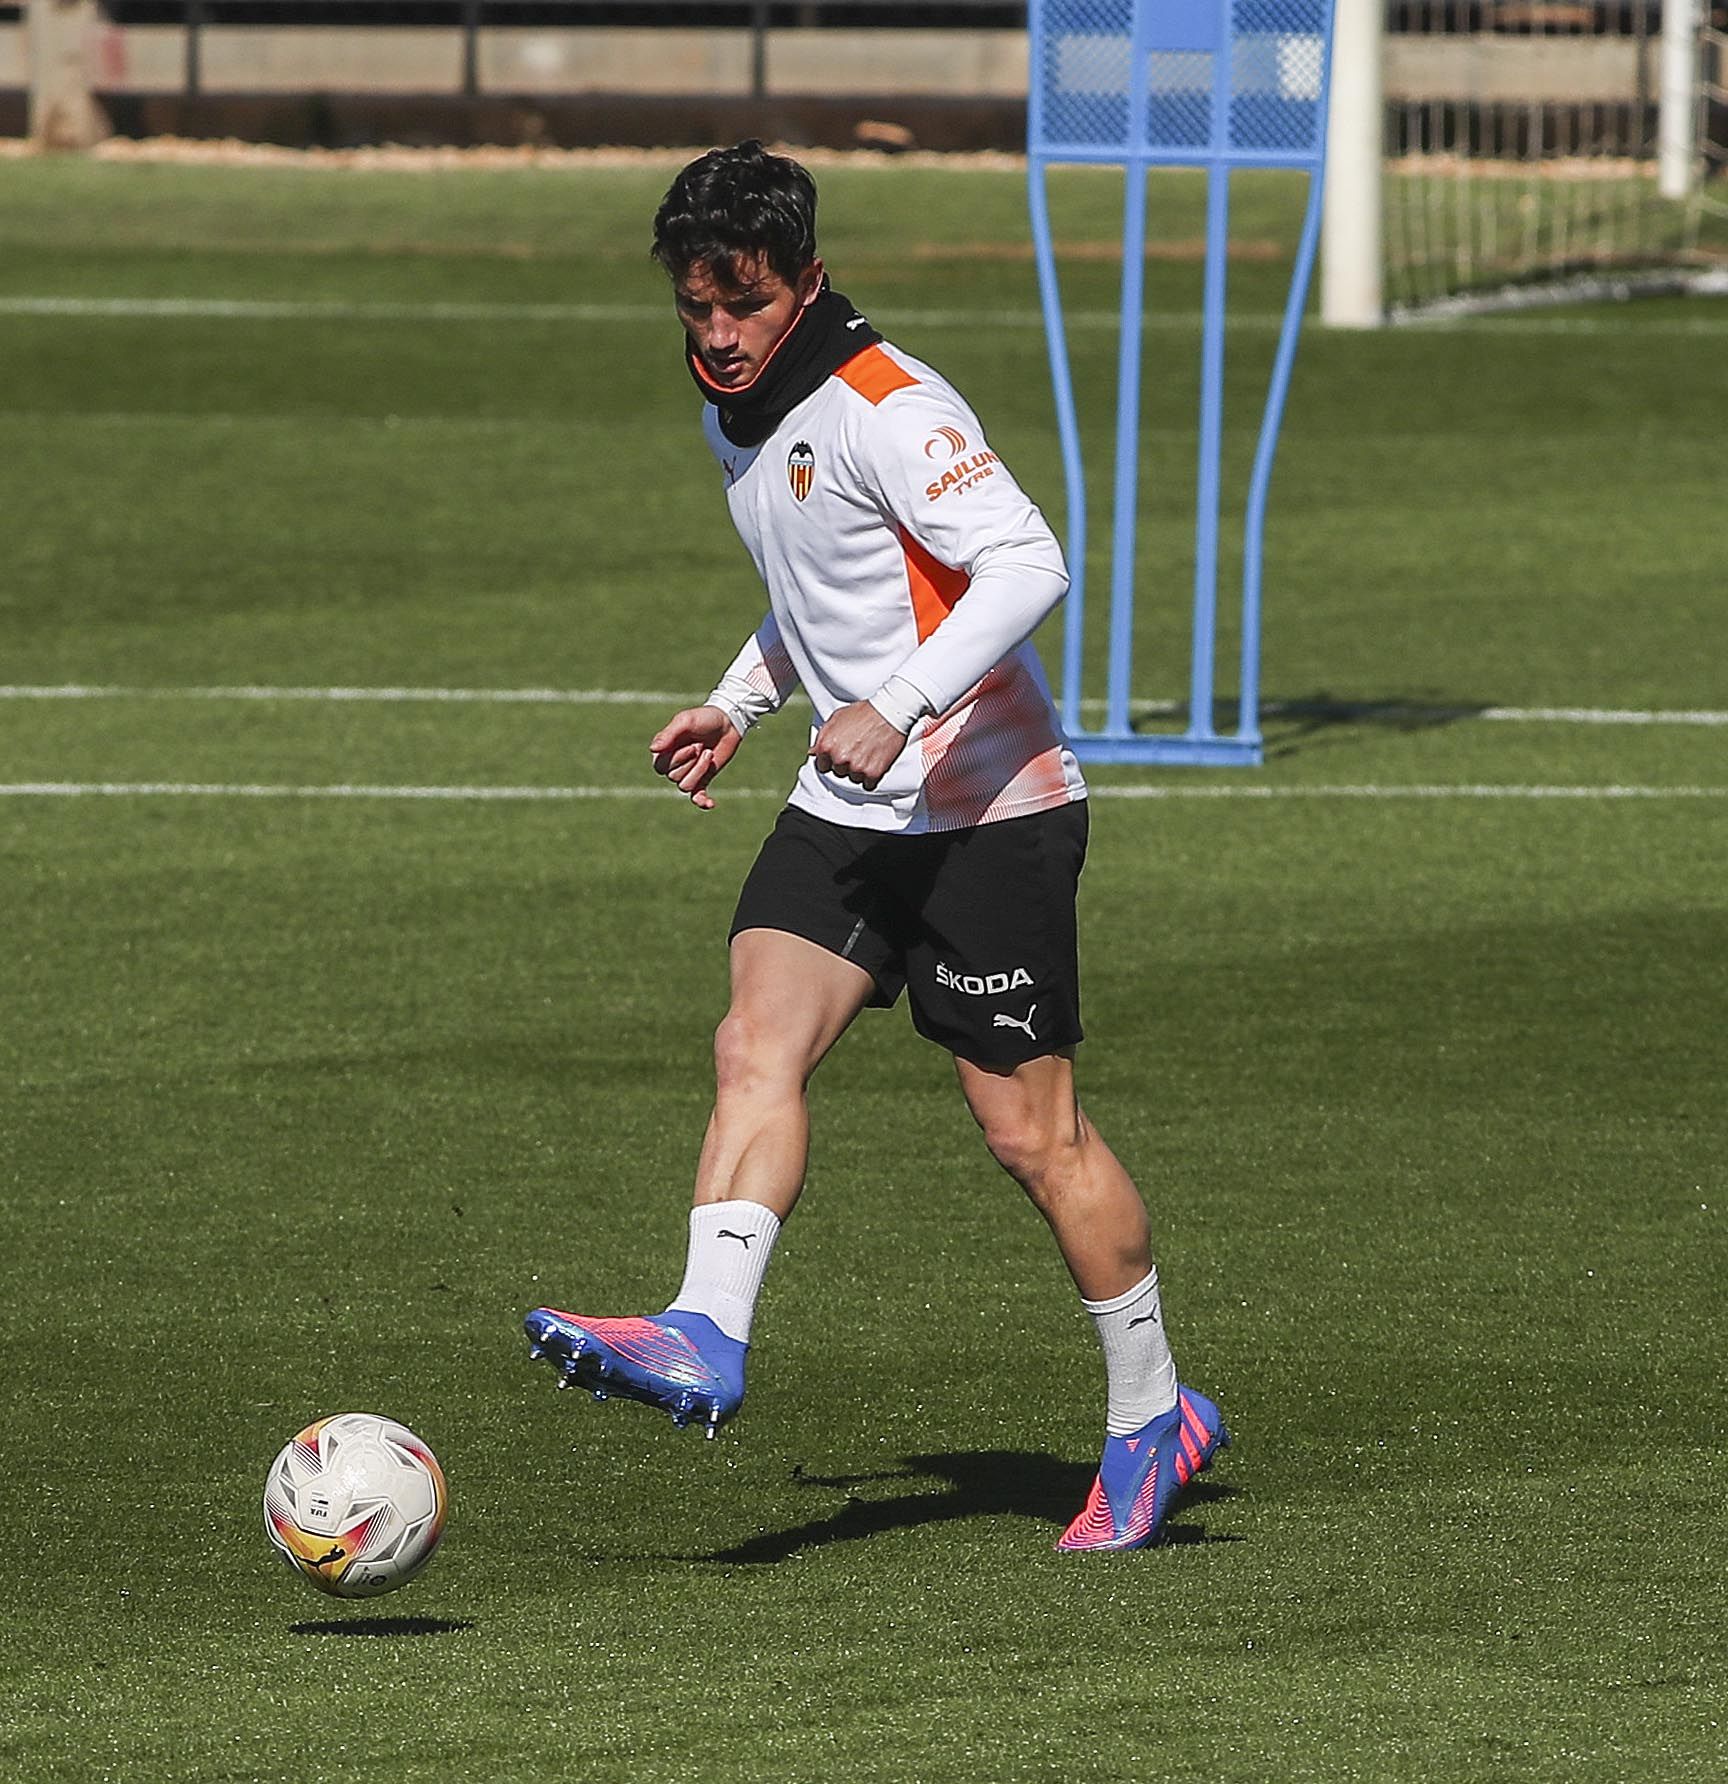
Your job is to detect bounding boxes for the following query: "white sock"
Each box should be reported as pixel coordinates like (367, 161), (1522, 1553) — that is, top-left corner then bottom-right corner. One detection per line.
(665, 1200), (782, 1344)
(1084, 1267), (1179, 1436)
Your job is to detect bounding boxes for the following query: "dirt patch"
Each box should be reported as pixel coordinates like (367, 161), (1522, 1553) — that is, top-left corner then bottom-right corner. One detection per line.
(0, 136), (1029, 174)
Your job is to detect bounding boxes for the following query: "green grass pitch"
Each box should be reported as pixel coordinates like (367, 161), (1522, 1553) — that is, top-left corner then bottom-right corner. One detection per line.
(1, 153), (1724, 1781)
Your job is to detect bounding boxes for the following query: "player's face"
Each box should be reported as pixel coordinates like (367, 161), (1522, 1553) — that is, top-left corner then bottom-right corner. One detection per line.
(674, 254), (823, 389)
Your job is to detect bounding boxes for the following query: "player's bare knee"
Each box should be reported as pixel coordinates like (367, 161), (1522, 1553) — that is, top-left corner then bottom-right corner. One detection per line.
(712, 1010), (768, 1088)
(713, 1009), (801, 1098)
(981, 1122), (1036, 1186)
(981, 1114), (1075, 1202)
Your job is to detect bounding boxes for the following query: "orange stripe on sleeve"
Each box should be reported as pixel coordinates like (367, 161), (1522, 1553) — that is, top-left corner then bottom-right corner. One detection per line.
(897, 527), (970, 642)
(837, 344), (920, 405)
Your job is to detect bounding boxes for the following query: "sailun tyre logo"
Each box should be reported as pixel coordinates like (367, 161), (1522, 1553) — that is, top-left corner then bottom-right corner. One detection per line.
(787, 441), (816, 502)
(925, 450), (999, 502)
(922, 426), (968, 461)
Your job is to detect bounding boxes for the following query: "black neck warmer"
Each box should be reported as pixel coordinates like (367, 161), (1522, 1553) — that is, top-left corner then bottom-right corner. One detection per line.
(686, 282), (883, 448)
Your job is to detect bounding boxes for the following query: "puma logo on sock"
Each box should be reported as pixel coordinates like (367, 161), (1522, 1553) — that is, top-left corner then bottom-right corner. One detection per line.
(717, 1230), (755, 1248)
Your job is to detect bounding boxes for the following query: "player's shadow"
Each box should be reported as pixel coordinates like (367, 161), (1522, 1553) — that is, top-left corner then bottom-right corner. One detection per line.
(1257, 692), (1490, 758)
(289, 1616), (475, 1638)
(690, 1450), (1241, 1564)
(1128, 692), (1487, 759)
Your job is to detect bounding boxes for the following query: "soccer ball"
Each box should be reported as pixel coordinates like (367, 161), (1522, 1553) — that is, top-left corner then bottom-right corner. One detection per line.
(263, 1412), (448, 1599)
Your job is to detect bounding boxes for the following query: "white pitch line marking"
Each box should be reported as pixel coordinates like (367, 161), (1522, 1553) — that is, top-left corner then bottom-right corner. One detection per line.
(1090, 783), (1728, 800)
(3, 294), (1726, 336)
(0, 298), (668, 324)
(1479, 706), (1728, 727)
(0, 782), (693, 801)
(0, 683), (689, 706)
(0, 296), (1376, 338)
(2, 685), (1725, 728)
(2, 783), (1721, 803)
(1093, 698), (1728, 727)
(0, 295), (1224, 333)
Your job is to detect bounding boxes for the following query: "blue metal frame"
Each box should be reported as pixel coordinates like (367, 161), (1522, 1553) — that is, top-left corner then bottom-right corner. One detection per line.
(1028, 0), (1340, 766)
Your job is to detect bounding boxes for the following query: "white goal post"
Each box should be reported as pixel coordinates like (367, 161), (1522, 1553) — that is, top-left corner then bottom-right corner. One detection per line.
(1322, 0), (1720, 324)
(1322, 0), (1386, 324)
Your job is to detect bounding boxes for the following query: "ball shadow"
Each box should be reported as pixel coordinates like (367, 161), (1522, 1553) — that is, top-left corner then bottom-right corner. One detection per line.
(289, 1616), (475, 1638)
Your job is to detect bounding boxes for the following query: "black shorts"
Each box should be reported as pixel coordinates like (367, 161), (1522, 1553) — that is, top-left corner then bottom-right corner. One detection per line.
(730, 800), (1089, 1070)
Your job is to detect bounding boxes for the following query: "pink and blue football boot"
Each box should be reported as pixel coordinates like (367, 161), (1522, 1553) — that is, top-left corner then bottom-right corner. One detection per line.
(1057, 1385), (1230, 1551)
(523, 1307), (745, 1439)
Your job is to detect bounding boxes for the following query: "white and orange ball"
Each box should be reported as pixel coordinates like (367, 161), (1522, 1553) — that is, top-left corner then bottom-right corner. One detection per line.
(263, 1413), (447, 1599)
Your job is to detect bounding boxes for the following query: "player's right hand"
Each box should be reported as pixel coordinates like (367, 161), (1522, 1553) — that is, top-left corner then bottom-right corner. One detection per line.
(650, 705), (742, 811)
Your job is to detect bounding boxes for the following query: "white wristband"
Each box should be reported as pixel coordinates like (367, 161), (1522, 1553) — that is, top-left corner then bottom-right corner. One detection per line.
(704, 694), (754, 738)
(867, 674), (935, 736)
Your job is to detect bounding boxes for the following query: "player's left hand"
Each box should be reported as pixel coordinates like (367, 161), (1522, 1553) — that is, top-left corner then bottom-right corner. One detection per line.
(809, 701), (909, 791)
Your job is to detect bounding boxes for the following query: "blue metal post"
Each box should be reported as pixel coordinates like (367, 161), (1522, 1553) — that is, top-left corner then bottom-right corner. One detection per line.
(1026, 0), (1340, 768)
(1105, 157), (1150, 741)
(1240, 173), (1330, 749)
(1027, 164), (1091, 731)
(1188, 161), (1232, 745)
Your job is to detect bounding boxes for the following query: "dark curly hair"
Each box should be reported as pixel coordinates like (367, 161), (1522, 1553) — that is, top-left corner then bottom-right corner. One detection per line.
(650, 140), (819, 290)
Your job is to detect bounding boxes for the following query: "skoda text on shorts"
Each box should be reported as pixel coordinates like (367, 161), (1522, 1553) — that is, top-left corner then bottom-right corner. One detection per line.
(523, 142), (1228, 1548)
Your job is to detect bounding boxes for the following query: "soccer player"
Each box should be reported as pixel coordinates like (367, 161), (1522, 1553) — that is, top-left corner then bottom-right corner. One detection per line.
(525, 141), (1226, 1550)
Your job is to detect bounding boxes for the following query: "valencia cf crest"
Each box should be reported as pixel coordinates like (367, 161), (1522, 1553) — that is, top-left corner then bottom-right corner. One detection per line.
(787, 441), (816, 502)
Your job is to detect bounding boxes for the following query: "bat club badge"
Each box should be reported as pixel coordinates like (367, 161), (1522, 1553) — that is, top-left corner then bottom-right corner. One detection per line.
(787, 441), (816, 502)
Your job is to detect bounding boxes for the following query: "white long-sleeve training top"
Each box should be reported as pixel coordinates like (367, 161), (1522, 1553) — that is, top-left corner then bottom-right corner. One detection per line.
(702, 339), (1088, 835)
